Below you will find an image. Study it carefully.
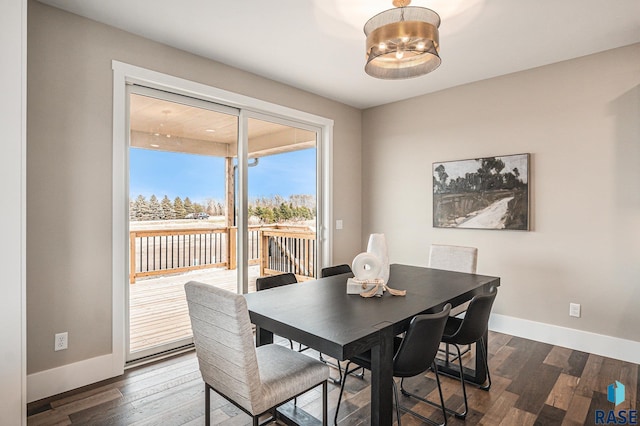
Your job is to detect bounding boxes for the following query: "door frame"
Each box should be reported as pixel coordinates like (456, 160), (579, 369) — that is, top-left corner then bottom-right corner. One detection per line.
(112, 61), (334, 371)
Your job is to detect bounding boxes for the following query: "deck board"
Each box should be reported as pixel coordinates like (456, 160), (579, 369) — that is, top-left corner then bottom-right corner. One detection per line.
(129, 265), (260, 353)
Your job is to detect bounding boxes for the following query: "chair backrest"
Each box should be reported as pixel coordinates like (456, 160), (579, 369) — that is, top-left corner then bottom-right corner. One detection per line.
(393, 304), (452, 378)
(320, 264), (353, 278)
(448, 287), (498, 345)
(428, 244), (478, 274)
(184, 281), (262, 414)
(255, 272), (297, 291)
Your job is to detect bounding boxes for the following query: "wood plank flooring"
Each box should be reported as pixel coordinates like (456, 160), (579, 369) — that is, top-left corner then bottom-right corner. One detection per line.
(27, 331), (639, 425)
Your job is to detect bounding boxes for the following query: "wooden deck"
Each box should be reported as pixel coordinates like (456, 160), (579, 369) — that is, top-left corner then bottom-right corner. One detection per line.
(129, 265), (260, 354)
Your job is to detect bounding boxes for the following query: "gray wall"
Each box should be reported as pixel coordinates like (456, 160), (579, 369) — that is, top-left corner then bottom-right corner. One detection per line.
(362, 43), (640, 341)
(27, 0), (362, 374)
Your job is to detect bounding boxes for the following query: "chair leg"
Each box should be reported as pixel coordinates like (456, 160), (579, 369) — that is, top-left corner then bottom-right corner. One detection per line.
(447, 343), (472, 363)
(334, 361), (351, 425)
(205, 383), (210, 426)
(253, 416), (259, 426)
(397, 376), (447, 425)
(478, 337), (492, 390)
(432, 362), (448, 426)
(451, 343), (469, 419)
(321, 354), (364, 385)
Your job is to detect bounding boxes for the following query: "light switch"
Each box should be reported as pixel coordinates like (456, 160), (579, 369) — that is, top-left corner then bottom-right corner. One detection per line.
(569, 303), (581, 318)
(336, 220), (343, 230)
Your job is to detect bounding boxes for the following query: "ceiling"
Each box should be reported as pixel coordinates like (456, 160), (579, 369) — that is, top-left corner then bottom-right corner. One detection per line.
(129, 93), (316, 158)
(38, 0), (640, 109)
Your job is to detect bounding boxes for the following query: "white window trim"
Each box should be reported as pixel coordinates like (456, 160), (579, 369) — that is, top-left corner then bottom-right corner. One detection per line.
(111, 61), (334, 373)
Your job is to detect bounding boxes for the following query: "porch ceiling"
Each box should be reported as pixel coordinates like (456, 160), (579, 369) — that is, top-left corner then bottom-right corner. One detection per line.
(129, 94), (315, 158)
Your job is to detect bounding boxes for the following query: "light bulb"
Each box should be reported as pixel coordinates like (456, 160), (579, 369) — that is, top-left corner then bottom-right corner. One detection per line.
(378, 42), (387, 51)
(416, 41), (425, 50)
(401, 36), (409, 43)
(396, 49), (404, 59)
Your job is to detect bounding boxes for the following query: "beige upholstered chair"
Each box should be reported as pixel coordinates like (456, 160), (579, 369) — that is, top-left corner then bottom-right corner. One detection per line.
(184, 281), (329, 426)
(429, 244), (478, 361)
(428, 244), (478, 317)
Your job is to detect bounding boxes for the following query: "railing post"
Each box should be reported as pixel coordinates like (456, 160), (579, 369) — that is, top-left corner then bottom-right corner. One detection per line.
(229, 226), (237, 270)
(257, 228), (263, 274)
(129, 231), (136, 284)
(261, 231), (269, 277)
(304, 238), (311, 278)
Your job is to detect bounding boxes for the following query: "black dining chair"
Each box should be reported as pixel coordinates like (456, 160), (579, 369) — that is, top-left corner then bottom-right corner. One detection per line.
(255, 273), (303, 352)
(320, 264), (352, 278)
(318, 264), (364, 385)
(256, 272), (298, 290)
(405, 287), (497, 419)
(335, 304), (452, 426)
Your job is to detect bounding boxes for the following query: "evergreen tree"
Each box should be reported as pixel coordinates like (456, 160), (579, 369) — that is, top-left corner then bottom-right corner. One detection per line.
(134, 195), (151, 220)
(262, 207), (275, 223)
(129, 198), (137, 221)
(279, 203), (292, 221)
(174, 196), (186, 218)
(148, 195), (163, 220)
(184, 197), (195, 215)
(161, 195), (175, 219)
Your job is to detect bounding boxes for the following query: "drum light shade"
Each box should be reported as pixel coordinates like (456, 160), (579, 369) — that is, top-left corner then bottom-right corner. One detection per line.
(364, 1), (441, 79)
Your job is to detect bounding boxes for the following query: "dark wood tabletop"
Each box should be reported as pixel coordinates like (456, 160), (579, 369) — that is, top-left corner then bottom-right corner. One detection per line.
(244, 263), (500, 426)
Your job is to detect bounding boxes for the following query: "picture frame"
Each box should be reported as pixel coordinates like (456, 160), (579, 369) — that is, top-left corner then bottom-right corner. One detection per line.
(433, 153), (530, 230)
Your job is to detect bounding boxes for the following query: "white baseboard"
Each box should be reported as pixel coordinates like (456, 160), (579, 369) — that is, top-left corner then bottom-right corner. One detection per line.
(27, 354), (120, 403)
(489, 313), (640, 365)
(26, 315), (640, 403)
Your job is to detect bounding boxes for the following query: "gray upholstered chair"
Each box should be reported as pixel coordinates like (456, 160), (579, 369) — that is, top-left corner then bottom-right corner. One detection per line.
(428, 244), (478, 317)
(184, 281), (329, 426)
(429, 244), (478, 360)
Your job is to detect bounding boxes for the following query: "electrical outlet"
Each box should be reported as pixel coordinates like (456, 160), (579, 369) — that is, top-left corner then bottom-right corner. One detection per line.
(55, 332), (68, 351)
(569, 303), (581, 318)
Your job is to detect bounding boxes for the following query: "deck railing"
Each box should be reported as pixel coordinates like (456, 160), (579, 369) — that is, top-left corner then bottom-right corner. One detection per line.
(260, 227), (316, 281)
(129, 224), (316, 283)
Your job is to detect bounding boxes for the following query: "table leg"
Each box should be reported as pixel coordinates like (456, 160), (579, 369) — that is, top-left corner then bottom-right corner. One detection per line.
(370, 326), (394, 426)
(255, 326), (273, 347)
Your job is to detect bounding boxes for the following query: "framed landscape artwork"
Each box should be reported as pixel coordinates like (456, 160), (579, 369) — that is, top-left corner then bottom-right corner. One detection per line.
(433, 153), (530, 230)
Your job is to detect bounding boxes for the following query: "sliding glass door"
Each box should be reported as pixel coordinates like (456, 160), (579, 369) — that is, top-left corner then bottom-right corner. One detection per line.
(245, 115), (318, 290)
(126, 87), (240, 361)
(125, 87), (324, 362)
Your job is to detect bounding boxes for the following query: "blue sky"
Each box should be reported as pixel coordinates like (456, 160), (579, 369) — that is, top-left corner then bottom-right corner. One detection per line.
(129, 148), (316, 202)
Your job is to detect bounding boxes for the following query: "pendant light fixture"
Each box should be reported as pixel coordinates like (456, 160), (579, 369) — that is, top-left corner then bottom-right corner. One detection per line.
(364, 0), (441, 79)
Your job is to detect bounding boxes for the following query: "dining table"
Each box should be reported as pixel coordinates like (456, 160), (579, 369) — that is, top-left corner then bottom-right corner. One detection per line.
(244, 263), (500, 426)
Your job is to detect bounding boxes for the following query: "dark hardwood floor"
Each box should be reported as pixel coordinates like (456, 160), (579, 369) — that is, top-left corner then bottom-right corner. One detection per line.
(27, 331), (639, 425)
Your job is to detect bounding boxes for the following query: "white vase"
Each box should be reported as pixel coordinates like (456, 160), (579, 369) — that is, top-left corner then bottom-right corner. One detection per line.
(367, 233), (389, 284)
